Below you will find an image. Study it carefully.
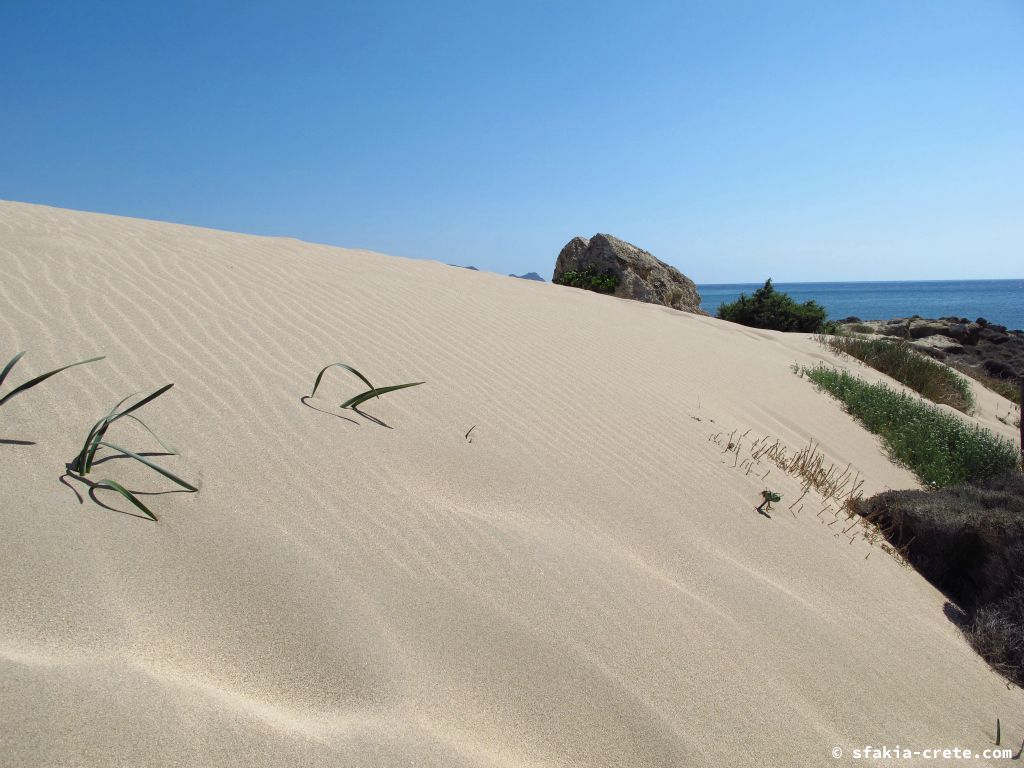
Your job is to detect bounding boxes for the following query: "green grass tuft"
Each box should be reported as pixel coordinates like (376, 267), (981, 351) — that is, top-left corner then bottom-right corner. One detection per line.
(802, 365), (1018, 487)
(818, 334), (974, 412)
(68, 384), (195, 521)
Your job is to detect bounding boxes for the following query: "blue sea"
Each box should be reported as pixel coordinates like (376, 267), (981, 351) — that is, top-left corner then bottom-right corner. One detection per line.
(698, 280), (1024, 332)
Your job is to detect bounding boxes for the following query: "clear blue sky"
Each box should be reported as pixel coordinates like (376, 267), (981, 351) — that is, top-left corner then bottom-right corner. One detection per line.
(2, 1), (1021, 282)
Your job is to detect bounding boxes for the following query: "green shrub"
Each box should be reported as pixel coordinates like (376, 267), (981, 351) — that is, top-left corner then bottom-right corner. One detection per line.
(856, 472), (1024, 685)
(819, 335), (974, 412)
(553, 265), (619, 294)
(802, 365), (1018, 487)
(716, 279), (827, 333)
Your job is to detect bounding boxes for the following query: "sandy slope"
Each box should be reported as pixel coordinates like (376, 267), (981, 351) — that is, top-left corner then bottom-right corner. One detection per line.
(1, 200), (1020, 767)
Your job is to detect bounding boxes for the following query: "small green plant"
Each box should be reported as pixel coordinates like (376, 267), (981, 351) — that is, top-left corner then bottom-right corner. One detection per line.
(717, 279), (828, 333)
(67, 384), (196, 521)
(818, 334), (975, 412)
(553, 265), (620, 294)
(801, 365), (1019, 487)
(1, 351), (104, 409)
(309, 363), (424, 411)
(756, 489), (782, 516)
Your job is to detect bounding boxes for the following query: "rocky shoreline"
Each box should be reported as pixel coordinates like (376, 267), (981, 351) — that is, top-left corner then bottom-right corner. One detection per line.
(835, 316), (1024, 384)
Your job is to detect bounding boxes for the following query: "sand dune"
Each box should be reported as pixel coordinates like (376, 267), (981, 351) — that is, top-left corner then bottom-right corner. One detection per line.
(1, 200), (1020, 767)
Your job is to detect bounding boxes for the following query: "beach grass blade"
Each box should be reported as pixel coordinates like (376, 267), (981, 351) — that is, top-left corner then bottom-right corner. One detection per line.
(310, 363), (375, 399)
(93, 478), (158, 521)
(0, 353), (105, 407)
(96, 441), (198, 491)
(0, 352), (26, 389)
(74, 384), (175, 474)
(340, 381), (425, 410)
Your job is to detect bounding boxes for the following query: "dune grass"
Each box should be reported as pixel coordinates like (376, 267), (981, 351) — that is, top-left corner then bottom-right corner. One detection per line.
(801, 365), (1019, 487)
(309, 363), (424, 410)
(68, 384), (196, 521)
(817, 334), (974, 412)
(948, 361), (1022, 406)
(1, 351), (104, 408)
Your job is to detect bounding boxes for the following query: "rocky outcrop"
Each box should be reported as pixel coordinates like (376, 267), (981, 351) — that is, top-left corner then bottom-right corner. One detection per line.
(552, 234), (704, 313)
(837, 317), (1024, 382)
(510, 272), (544, 282)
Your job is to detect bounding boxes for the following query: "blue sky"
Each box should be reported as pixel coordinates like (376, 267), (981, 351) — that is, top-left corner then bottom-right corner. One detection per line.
(1, 1), (1021, 282)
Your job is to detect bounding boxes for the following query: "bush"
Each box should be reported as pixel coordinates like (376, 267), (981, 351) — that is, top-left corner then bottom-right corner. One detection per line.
(802, 366), (1019, 487)
(819, 335), (974, 412)
(856, 472), (1024, 685)
(553, 266), (619, 294)
(717, 279), (828, 333)
(968, 583), (1024, 686)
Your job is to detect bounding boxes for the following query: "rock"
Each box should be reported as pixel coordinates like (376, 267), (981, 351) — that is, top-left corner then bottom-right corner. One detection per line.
(510, 272), (544, 282)
(552, 234), (704, 313)
(948, 322), (982, 344)
(879, 319), (912, 338)
(912, 335), (966, 358)
(908, 319), (951, 340)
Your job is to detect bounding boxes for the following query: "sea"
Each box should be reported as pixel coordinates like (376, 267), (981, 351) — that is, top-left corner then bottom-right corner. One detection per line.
(697, 279), (1024, 332)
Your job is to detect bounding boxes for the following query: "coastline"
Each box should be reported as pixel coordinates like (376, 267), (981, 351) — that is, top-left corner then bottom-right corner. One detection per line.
(698, 279), (1024, 332)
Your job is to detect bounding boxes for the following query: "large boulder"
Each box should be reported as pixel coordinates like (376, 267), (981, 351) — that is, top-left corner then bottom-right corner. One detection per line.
(552, 234), (704, 313)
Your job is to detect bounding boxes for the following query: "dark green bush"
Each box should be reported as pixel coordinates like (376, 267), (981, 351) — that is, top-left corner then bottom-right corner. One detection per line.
(819, 335), (974, 412)
(717, 279), (828, 333)
(856, 472), (1024, 685)
(553, 266), (619, 294)
(802, 365), (1019, 487)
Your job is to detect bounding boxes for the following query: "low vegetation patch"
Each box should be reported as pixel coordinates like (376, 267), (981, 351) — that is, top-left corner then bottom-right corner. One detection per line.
(800, 365), (1018, 487)
(552, 265), (620, 294)
(856, 472), (1024, 686)
(949, 361), (1021, 406)
(818, 334), (974, 412)
(717, 278), (831, 333)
